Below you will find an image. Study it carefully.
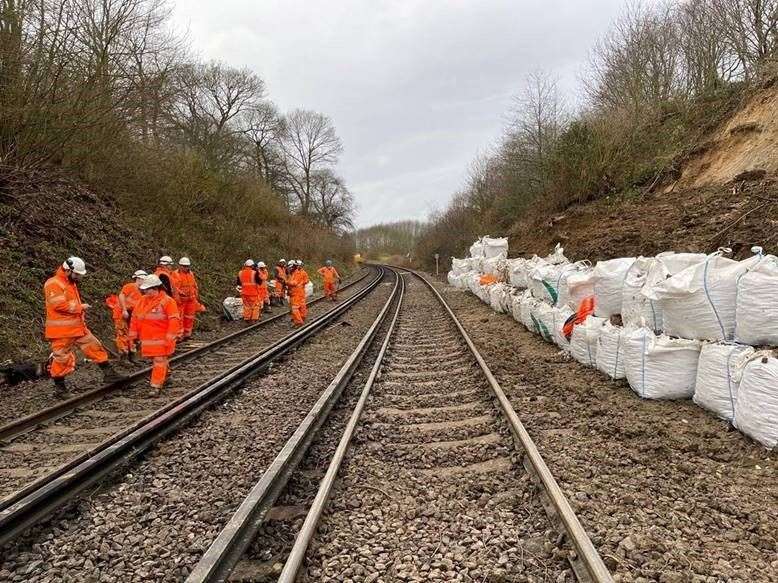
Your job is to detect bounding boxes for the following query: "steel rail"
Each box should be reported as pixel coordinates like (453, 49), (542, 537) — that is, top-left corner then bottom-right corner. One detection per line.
(400, 267), (614, 583)
(0, 269), (370, 442)
(277, 270), (406, 582)
(0, 267), (384, 546)
(185, 269), (403, 583)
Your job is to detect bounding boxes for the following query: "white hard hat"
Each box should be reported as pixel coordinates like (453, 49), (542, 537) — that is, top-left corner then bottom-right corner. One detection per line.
(139, 274), (163, 290)
(257, 261), (266, 268)
(296, 259), (303, 265)
(132, 269), (148, 279)
(279, 259), (286, 264)
(244, 259), (255, 267)
(178, 257), (191, 266)
(159, 255), (173, 265)
(63, 257), (87, 275)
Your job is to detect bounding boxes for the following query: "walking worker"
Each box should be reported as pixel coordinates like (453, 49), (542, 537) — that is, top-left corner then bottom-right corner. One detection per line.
(154, 256), (179, 303)
(318, 259), (341, 301)
(128, 274), (180, 394)
(107, 269), (146, 361)
(286, 260), (310, 326)
(44, 257), (119, 393)
(297, 260), (311, 321)
(172, 257), (202, 339)
(236, 259), (262, 321)
(273, 259), (287, 305)
(256, 261), (272, 314)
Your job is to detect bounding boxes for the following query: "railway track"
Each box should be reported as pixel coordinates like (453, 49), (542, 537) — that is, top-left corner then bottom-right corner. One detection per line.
(188, 268), (613, 583)
(0, 267), (383, 547)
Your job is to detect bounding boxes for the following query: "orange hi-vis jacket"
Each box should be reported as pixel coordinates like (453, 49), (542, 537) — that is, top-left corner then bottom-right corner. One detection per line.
(275, 266), (287, 285)
(318, 266), (340, 283)
(238, 267), (260, 296)
(119, 281), (142, 312)
(129, 293), (180, 357)
(44, 267), (87, 339)
(287, 269), (310, 300)
(172, 270), (198, 302)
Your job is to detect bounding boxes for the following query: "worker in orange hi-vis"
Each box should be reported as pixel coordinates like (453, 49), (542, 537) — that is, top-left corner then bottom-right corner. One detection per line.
(318, 259), (341, 301)
(106, 269), (147, 361)
(236, 259), (262, 321)
(44, 257), (120, 395)
(128, 274), (181, 394)
(286, 260), (310, 326)
(172, 257), (203, 339)
(154, 255), (180, 304)
(273, 259), (287, 306)
(296, 260), (311, 320)
(256, 261), (272, 314)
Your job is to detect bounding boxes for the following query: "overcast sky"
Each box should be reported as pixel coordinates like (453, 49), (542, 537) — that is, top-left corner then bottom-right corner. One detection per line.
(171, 0), (627, 227)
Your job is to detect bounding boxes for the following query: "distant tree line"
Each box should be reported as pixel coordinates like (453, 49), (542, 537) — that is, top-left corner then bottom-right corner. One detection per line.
(416, 0), (778, 266)
(0, 0), (354, 233)
(354, 220), (426, 259)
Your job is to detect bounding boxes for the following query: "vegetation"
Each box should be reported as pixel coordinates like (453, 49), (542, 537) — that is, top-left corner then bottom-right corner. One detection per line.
(354, 220), (426, 261)
(415, 0), (778, 267)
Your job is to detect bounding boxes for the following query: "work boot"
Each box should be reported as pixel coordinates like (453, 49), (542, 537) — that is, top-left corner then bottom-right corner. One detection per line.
(127, 351), (136, 364)
(52, 377), (70, 398)
(99, 362), (122, 384)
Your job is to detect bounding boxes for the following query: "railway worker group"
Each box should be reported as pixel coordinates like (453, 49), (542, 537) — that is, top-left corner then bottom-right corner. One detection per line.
(43, 256), (341, 395)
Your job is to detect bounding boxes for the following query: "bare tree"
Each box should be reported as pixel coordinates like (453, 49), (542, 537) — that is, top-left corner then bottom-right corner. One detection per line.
(240, 101), (285, 189)
(709, 0), (778, 79)
(310, 169), (354, 232)
(278, 108), (343, 216)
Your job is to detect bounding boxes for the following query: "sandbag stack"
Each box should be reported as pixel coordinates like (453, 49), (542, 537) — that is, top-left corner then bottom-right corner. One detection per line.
(445, 237), (778, 448)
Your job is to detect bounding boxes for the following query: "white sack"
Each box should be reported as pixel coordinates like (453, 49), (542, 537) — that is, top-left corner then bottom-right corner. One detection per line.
(501, 288), (517, 313)
(305, 281), (314, 298)
(734, 354), (778, 448)
(596, 322), (627, 380)
(532, 302), (555, 342)
(529, 261), (569, 304)
(624, 328), (701, 399)
(519, 290), (540, 332)
(557, 265), (595, 310)
(571, 316), (607, 367)
(469, 238), (485, 259)
(734, 255), (778, 346)
(622, 257), (662, 331)
(489, 283), (510, 313)
(511, 293), (524, 324)
(482, 256), (507, 279)
(651, 251), (760, 341)
(451, 257), (473, 275)
(482, 236), (509, 260)
(476, 283), (492, 304)
(693, 343), (754, 421)
(507, 258), (538, 289)
(592, 257), (636, 318)
(551, 306), (574, 352)
(545, 243), (569, 265)
(222, 297), (243, 321)
(447, 271), (459, 287)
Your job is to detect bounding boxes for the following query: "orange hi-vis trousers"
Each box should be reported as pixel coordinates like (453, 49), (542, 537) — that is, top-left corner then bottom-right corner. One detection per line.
(150, 356), (169, 389)
(48, 332), (109, 378)
(113, 317), (132, 354)
(180, 299), (198, 338)
(324, 281), (337, 300)
(241, 294), (261, 321)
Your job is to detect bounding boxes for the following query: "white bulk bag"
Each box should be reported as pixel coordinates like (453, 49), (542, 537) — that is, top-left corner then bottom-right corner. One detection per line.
(596, 322), (627, 380)
(557, 264), (595, 310)
(466, 272), (481, 295)
(551, 306), (574, 351)
(469, 238), (485, 259)
(222, 297), (243, 321)
(511, 293), (524, 323)
(501, 288), (516, 313)
(451, 257), (472, 275)
(532, 302), (555, 342)
(734, 354), (778, 448)
(305, 281), (314, 298)
(482, 236), (509, 260)
(519, 290), (540, 332)
(693, 343), (754, 421)
(476, 283), (492, 304)
(571, 316), (607, 367)
(489, 283), (510, 313)
(447, 271), (459, 287)
(624, 328), (701, 400)
(622, 257), (662, 331)
(592, 257), (636, 318)
(506, 258), (533, 288)
(529, 262), (570, 305)
(651, 251), (761, 341)
(545, 243), (569, 265)
(734, 255), (778, 346)
(482, 256), (507, 279)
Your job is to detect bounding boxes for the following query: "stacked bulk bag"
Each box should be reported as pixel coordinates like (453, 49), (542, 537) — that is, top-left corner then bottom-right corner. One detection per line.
(734, 254), (778, 346)
(596, 322), (627, 380)
(529, 261), (570, 304)
(451, 257), (472, 275)
(556, 263), (594, 310)
(651, 250), (761, 341)
(734, 353), (778, 448)
(592, 257), (636, 318)
(622, 257), (662, 331)
(545, 243), (569, 265)
(447, 271), (459, 287)
(482, 237), (509, 259)
(693, 343), (754, 421)
(532, 302), (555, 342)
(571, 316), (607, 367)
(511, 293), (524, 323)
(489, 283), (510, 313)
(482, 256), (507, 279)
(551, 306), (574, 351)
(501, 288), (516, 313)
(507, 257), (537, 288)
(623, 328), (701, 399)
(469, 239), (486, 259)
(519, 290), (540, 332)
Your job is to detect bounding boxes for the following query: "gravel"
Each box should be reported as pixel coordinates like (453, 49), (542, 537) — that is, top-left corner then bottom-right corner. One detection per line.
(0, 272), (393, 582)
(435, 278), (778, 583)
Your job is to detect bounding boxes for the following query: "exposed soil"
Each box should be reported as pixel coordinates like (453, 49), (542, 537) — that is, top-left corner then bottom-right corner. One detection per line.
(436, 280), (777, 583)
(0, 275), (395, 582)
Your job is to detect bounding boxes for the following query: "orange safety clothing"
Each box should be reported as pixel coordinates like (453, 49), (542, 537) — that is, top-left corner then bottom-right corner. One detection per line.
(150, 356), (170, 389)
(562, 296), (596, 340)
(257, 267), (270, 304)
(173, 269), (200, 338)
(106, 294), (132, 354)
(44, 267), (88, 339)
(286, 269), (310, 326)
(49, 333), (109, 379)
(274, 266), (287, 298)
(238, 266), (262, 321)
(129, 293), (180, 358)
(119, 282), (143, 312)
(242, 296), (261, 321)
(318, 266), (340, 300)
